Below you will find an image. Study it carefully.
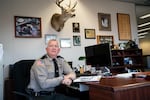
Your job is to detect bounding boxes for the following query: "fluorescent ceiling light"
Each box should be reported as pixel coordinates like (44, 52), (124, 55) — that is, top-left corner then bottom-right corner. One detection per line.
(138, 32), (148, 36)
(138, 36), (145, 39)
(138, 22), (150, 27)
(140, 14), (150, 19)
(138, 27), (150, 32)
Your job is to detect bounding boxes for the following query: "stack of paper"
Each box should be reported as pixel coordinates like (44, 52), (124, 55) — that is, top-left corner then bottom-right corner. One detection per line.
(74, 75), (102, 82)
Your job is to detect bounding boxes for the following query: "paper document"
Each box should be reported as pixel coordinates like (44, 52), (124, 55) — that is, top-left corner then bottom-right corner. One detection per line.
(115, 72), (135, 78)
(74, 75), (102, 82)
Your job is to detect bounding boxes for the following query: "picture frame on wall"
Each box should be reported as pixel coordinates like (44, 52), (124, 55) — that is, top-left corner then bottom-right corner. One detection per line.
(60, 38), (71, 48)
(73, 35), (81, 46)
(84, 29), (96, 39)
(72, 22), (80, 33)
(98, 13), (111, 31)
(117, 13), (131, 40)
(45, 34), (57, 44)
(14, 16), (42, 38)
(97, 35), (114, 46)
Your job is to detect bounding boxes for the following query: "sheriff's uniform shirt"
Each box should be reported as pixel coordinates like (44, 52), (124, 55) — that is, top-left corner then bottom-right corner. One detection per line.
(27, 54), (75, 92)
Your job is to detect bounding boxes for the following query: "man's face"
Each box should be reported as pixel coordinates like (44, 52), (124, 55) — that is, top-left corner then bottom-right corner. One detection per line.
(46, 40), (60, 58)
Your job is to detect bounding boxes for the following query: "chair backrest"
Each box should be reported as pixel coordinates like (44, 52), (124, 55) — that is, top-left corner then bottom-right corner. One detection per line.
(13, 60), (35, 99)
(68, 61), (72, 68)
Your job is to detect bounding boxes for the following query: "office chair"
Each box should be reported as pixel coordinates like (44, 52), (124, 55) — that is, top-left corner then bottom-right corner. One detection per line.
(12, 59), (74, 100)
(13, 60), (35, 100)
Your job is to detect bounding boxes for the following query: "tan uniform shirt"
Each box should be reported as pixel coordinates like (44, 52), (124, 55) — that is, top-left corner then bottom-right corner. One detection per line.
(27, 55), (75, 92)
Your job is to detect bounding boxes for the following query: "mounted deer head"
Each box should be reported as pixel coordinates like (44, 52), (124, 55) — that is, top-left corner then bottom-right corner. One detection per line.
(51, 0), (77, 32)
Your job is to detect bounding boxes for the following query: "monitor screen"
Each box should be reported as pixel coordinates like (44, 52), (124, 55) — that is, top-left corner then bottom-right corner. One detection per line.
(85, 43), (112, 67)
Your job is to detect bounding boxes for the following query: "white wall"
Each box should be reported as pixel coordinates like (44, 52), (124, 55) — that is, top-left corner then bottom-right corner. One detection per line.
(0, 0), (138, 76)
(0, 44), (4, 100)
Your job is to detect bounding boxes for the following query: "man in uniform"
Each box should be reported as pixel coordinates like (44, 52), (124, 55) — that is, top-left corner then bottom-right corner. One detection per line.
(27, 39), (77, 100)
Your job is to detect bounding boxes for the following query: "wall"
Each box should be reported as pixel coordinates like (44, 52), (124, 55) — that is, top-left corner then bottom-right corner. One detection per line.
(143, 55), (150, 68)
(139, 33), (150, 55)
(0, 44), (3, 100)
(0, 0), (138, 75)
(136, 5), (150, 55)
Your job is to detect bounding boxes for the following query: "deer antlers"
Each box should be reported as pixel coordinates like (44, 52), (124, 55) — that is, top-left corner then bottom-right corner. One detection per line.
(51, 0), (77, 32)
(56, 0), (64, 9)
(56, 0), (77, 11)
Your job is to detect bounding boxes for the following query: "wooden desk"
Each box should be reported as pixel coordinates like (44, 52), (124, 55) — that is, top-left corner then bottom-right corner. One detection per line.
(86, 72), (150, 100)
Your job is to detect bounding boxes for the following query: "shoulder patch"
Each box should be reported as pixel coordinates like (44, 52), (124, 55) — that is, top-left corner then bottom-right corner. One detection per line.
(36, 60), (44, 66)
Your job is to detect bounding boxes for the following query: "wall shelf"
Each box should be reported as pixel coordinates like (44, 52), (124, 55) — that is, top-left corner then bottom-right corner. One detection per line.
(111, 49), (144, 73)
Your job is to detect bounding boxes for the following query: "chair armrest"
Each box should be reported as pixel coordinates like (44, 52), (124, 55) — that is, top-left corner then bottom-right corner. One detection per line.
(13, 91), (34, 100)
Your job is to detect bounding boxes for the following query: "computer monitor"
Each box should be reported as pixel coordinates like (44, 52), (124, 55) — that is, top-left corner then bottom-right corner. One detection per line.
(85, 43), (112, 68)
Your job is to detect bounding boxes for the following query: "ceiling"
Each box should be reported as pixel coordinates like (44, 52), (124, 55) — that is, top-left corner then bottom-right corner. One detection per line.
(113, 0), (150, 39)
(113, 0), (150, 6)
(113, 0), (150, 16)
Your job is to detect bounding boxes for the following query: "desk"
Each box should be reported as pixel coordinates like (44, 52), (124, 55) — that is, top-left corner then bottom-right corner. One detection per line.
(86, 72), (150, 100)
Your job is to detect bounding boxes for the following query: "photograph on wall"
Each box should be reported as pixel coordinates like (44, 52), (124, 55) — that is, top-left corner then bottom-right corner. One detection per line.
(73, 35), (81, 46)
(14, 16), (42, 38)
(60, 38), (71, 48)
(45, 34), (57, 44)
(98, 13), (111, 31)
(97, 35), (114, 47)
(72, 22), (80, 33)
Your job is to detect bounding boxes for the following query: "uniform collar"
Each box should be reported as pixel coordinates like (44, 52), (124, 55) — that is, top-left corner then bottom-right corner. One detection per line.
(46, 54), (57, 61)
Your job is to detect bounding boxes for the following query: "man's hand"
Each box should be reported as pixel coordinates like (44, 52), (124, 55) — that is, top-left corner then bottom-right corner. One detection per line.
(62, 75), (73, 86)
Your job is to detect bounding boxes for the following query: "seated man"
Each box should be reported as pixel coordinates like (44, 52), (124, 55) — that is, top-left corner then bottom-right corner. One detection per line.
(27, 39), (78, 100)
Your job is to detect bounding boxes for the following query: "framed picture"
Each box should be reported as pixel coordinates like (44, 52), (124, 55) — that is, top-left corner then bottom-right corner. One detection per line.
(73, 35), (81, 46)
(98, 13), (111, 31)
(14, 16), (42, 38)
(84, 29), (96, 39)
(60, 38), (71, 48)
(117, 13), (131, 40)
(45, 34), (57, 44)
(72, 22), (80, 33)
(97, 35), (114, 46)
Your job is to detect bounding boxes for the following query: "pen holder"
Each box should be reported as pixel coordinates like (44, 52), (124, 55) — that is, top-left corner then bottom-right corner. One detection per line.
(80, 67), (84, 74)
